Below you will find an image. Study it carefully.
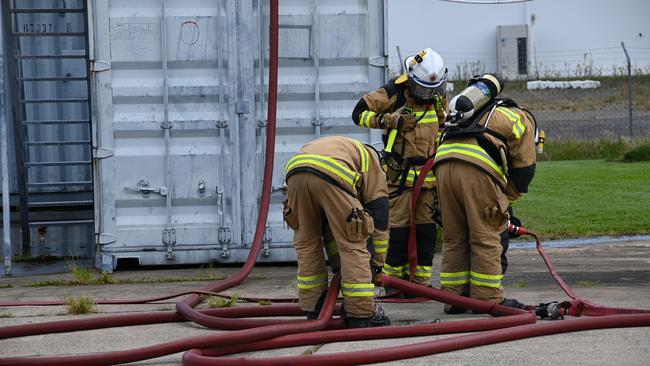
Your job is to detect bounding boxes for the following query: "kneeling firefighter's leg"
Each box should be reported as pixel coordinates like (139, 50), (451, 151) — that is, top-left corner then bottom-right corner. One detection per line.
(288, 174), (328, 313)
(414, 223), (436, 285)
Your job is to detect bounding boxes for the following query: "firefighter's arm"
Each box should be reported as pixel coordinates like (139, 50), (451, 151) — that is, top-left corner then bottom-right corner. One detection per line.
(506, 109), (537, 201)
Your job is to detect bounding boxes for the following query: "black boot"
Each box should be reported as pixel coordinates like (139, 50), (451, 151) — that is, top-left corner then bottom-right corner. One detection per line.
(346, 304), (391, 328)
(500, 298), (527, 309)
(444, 303), (468, 314)
(305, 290), (328, 320)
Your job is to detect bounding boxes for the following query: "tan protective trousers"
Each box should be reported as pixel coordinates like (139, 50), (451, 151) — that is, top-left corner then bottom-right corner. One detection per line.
(286, 173), (375, 318)
(434, 161), (509, 303)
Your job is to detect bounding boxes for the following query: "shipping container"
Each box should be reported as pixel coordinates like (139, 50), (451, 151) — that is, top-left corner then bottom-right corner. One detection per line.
(90, 0), (388, 271)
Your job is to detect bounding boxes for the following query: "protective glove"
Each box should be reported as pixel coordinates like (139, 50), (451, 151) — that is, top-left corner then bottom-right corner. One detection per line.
(381, 105), (416, 132)
(371, 265), (384, 285)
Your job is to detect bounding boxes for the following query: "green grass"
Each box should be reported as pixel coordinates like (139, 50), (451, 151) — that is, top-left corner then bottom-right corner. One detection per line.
(0, 284), (12, 289)
(206, 294), (239, 308)
(0, 313), (14, 318)
(623, 143), (650, 162)
(65, 295), (96, 314)
(576, 280), (601, 288)
(514, 160), (650, 239)
(512, 280), (529, 288)
(257, 299), (273, 306)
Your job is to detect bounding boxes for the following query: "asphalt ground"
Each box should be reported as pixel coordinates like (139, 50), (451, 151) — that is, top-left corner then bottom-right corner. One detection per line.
(1, 240), (649, 365)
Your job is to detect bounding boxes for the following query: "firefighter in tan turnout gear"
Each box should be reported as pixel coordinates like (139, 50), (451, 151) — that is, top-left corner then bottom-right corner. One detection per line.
(283, 136), (391, 328)
(352, 48), (448, 287)
(433, 73), (538, 313)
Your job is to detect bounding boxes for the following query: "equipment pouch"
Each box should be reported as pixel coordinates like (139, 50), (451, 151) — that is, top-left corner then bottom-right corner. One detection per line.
(346, 208), (374, 242)
(282, 199), (299, 230)
(381, 151), (404, 183)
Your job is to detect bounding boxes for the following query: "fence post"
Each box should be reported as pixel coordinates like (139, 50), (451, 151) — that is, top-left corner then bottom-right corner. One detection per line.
(0, 4), (12, 275)
(620, 42), (633, 138)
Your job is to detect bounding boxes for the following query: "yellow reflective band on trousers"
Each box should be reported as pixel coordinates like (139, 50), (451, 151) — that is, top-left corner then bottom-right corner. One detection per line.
(415, 265), (433, 278)
(496, 107), (525, 139)
(325, 241), (338, 257)
(352, 139), (369, 173)
(373, 239), (388, 254)
(297, 273), (328, 289)
(359, 110), (376, 128)
(413, 110), (438, 124)
(341, 282), (375, 297)
(440, 271), (470, 286)
(469, 271), (503, 288)
(382, 263), (404, 277)
(286, 154), (360, 190)
(436, 143), (506, 183)
(404, 168), (435, 184)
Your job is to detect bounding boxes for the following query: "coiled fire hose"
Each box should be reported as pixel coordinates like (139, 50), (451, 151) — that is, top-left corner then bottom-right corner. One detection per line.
(1, 1), (650, 364)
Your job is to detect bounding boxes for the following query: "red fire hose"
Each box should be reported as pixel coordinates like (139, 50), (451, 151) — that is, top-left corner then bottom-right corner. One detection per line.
(1, 1), (649, 365)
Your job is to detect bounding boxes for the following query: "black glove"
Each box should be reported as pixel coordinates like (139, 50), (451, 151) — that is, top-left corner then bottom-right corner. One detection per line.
(508, 206), (523, 239)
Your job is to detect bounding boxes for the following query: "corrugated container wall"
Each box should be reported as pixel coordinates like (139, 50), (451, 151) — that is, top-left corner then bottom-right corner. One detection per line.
(92, 0), (387, 271)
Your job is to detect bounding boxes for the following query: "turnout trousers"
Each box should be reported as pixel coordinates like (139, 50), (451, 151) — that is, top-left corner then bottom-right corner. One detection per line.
(285, 172), (375, 318)
(434, 161), (509, 303)
(383, 188), (437, 285)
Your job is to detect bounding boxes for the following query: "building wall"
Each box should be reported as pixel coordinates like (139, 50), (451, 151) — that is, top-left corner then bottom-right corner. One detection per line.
(387, 0), (650, 79)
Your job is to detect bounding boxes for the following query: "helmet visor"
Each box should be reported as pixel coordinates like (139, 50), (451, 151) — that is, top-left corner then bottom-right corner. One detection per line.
(408, 75), (447, 101)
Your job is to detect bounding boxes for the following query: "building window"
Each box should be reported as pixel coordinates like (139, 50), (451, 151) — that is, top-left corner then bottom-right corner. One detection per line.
(517, 37), (528, 75)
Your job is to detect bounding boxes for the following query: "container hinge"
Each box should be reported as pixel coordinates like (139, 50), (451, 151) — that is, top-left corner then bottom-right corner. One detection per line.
(311, 119), (324, 127)
(215, 120), (229, 129)
(93, 147), (114, 160)
(163, 228), (176, 260)
(218, 227), (231, 258)
(262, 226), (272, 257)
(160, 121), (173, 129)
(92, 60), (111, 73)
(258, 119), (268, 127)
(97, 233), (116, 245)
(368, 55), (388, 68)
(124, 179), (167, 198)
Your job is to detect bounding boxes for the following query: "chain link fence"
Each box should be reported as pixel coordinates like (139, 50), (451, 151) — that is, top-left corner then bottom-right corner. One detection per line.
(444, 74), (650, 143)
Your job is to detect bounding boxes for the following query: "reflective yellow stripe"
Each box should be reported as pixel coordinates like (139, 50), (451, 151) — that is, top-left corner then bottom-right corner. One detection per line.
(286, 154), (359, 189)
(436, 143), (506, 182)
(360, 110), (376, 128)
(385, 130), (398, 153)
(415, 265), (433, 278)
(470, 271), (503, 288)
(470, 271), (504, 280)
(497, 107), (525, 139)
(297, 273), (328, 289)
(352, 139), (369, 173)
(382, 263), (404, 277)
(341, 282), (375, 297)
(373, 239), (388, 253)
(325, 241), (338, 257)
(440, 271), (469, 286)
(414, 110), (438, 124)
(404, 169), (435, 183)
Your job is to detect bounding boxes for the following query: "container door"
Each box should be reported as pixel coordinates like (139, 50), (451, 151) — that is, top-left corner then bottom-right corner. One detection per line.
(253, 0), (388, 260)
(93, 0), (238, 269)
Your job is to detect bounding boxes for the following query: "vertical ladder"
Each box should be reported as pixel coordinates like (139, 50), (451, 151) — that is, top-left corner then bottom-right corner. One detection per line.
(2, 0), (94, 256)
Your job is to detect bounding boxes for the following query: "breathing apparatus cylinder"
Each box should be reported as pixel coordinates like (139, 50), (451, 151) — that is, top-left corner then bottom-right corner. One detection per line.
(448, 73), (504, 122)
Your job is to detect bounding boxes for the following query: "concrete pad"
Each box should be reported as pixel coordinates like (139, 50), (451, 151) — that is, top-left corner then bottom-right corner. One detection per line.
(0, 241), (649, 365)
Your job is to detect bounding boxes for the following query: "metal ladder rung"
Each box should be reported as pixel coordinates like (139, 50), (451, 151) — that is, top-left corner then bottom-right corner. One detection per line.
(28, 200), (94, 207)
(20, 98), (88, 104)
(27, 181), (93, 187)
(22, 119), (90, 125)
(9, 8), (85, 13)
(25, 140), (91, 146)
(15, 55), (87, 60)
(18, 76), (87, 81)
(29, 220), (94, 226)
(13, 32), (86, 37)
(25, 161), (91, 167)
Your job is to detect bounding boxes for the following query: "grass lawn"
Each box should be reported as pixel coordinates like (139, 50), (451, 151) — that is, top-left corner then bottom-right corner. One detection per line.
(512, 160), (650, 239)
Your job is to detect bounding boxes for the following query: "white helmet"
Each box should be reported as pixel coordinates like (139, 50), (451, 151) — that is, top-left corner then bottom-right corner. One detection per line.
(403, 48), (447, 102)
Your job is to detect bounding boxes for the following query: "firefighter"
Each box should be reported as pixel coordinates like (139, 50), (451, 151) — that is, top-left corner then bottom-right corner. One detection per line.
(433, 73), (537, 313)
(283, 136), (391, 328)
(351, 48), (448, 287)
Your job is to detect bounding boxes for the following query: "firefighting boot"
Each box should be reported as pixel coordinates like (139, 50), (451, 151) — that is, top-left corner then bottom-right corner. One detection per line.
(444, 303), (468, 314)
(346, 304), (391, 328)
(499, 298), (527, 309)
(305, 290), (328, 320)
